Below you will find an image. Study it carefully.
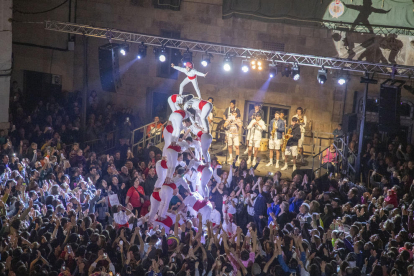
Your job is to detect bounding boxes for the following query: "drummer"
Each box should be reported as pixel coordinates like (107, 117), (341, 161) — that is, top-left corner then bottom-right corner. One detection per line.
(246, 112), (266, 166)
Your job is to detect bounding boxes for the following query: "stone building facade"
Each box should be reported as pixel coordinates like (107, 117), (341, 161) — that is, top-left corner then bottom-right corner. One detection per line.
(11, 0), (414, 146)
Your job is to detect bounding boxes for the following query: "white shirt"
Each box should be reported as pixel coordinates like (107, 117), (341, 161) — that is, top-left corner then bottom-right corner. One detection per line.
(293, 114), (307, 133)
(246, 195), (256, 216)
(113, 211), (131, 225)
(210, 209), (221, 225)
(247, 119), (266, 141)
(226, 198), (238, 215)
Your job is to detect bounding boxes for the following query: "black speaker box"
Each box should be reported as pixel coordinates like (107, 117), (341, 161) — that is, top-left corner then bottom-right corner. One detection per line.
(342, 113), (357, 134)
(378, 84), (401, 132)
(99, 43), (121, 92)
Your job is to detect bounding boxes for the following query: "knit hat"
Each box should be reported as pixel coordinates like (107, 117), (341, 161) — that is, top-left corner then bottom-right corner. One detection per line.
(301, 203), (310, 211)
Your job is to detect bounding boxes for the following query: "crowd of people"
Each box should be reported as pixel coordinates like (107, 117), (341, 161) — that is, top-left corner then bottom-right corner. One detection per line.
(1, 79), (414, 276)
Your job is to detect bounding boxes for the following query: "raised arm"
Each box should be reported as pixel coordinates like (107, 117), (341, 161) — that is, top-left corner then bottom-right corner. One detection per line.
(172, 64), (187, 74)
(213, 166), (221, 183)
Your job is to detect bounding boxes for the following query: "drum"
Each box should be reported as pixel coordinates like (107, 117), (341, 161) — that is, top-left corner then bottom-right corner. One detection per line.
(260, 138), (269, 151)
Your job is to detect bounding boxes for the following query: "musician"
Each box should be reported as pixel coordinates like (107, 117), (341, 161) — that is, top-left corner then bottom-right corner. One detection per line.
(246, 113), (266, 166)
(224, 110), (242, 164)
(292, 107), (307, 163)
(281, 117), (301, 171)
(222, 100), (240, 151)
(244, 103), (264, 154)
(267, 111), (285, 168)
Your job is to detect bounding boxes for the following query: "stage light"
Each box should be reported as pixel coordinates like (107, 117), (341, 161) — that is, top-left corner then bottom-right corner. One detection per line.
(317, 66), (328, 84)
(337, 69), (347, 85)
(338, 77), (346, 85)
(292, 63), (300, 80)
(281, 66), (291, 77)
(119, 44), (129, 56)
(137, 42), (147, 59)
(269, 68), (277, 78)
(181, 48), (192, 67)
(223, 55), (232, 71)
(201, 52), (212, 67)
(154, 47), (167, 62)
(242, 65), (249, 73)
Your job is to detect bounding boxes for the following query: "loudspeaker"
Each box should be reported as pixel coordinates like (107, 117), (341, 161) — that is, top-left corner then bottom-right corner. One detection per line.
(342, 113), (357, 134)
(292, 169), (315, 181)
(99, 43), (121, 92)
(378, 84), (401, 132)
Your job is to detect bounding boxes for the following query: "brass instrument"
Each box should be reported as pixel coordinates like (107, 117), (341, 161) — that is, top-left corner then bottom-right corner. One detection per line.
(271, 120), (276, 139)
(281, 127), (292, 152)
(298, 116), (304, 124)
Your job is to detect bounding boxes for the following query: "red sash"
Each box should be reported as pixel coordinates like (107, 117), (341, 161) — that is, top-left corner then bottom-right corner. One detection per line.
(188, 75), (196, 80)
(197, 165), (206, 173)
(199, 100), (208, 110)
(193, 200), (208, 212)
(161, 160), (168, 169)
(117, 222), (129, 229)
(163, 182), (177, 190)
(168, 145), (181, 152)
(166, 125), (173, 133)
(171, 94), (178, 103)
(174, 110), (186, 118)
(197, 131), (203, 139)
(156, 216), (173, 228)
(152, 191), (161, 202)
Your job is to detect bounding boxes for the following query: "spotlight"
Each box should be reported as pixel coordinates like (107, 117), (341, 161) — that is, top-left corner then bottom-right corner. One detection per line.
(281, 65), (291, 77)
(119, 44), (129, 56)
(269, 68), (277, 78)
(201, 52), (212, 67)
(337, 69), (347, 85)
(223, 55), (232, 71)
(242, 65), (249, 73)
(137, 42), (147, 59)
(181, 48), (192, 67)
(250, 60), (256, 70)
(317, 66), (328, 84)
(154, 47), (167, 62)
(292, 63), (300, 81)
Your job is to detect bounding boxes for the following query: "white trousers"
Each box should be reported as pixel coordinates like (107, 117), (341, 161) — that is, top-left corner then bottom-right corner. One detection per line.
(200, 167), (213, 198)
(168, 112), (183, 143)
(198, 103), (213, 134)
(166, 148), (179, 179)
(167, 95), (180, 112)
(147, 192), (161, 222)
(192, 140), (203, 161)
(162, 127), (172, 155)
(201, 133), (213, 162)
(179, 77), (201, 98)
(159, 185), (174, 218)
(154, 160), (168, 189)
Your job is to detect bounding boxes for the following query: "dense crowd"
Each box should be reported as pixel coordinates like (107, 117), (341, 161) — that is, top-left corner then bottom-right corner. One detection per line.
(1, 84), (414, 276)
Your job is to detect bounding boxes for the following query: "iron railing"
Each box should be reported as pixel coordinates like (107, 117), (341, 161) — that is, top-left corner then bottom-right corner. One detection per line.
(131, 121), (167, 154)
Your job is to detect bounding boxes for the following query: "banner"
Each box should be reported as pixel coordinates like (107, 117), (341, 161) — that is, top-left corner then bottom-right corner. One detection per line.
(222, 0), (414, 34)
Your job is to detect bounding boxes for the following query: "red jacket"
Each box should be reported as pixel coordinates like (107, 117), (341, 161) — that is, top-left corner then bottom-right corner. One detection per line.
(385, 190), (398, 208)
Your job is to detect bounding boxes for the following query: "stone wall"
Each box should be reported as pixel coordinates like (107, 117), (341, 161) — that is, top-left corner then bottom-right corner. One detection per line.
(0, 0), (12, 129)
(11, 0), (414, 143)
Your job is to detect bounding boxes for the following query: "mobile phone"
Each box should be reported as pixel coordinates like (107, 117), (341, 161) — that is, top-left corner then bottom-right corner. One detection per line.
(22, 183), (26, 186)
(103, 253), (107, 259)
(119, 240), (123, 246)
(62, 266), (66, 271)
(172, 257), (175, 262)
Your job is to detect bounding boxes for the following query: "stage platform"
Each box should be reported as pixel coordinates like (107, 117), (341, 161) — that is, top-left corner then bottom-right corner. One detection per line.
(157, 140), (319, 179)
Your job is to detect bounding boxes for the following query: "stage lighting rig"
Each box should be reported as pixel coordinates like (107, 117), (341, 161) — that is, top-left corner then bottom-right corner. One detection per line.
(281, 65), (291, 77)
(223, 54), (232, 71)
(317, 66), (328, 84)
(119, 43), (129, 56)
(201, 52), (212, 67)
(292, 62), (300, 81)
(181, 48), (192, 66)
(337, 69), (347, 85)
(137, 42), (147, 59)
(154, 46), (167, 62)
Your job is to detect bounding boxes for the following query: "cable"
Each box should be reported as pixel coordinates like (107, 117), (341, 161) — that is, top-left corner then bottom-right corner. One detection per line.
(14, 0), (69, 14)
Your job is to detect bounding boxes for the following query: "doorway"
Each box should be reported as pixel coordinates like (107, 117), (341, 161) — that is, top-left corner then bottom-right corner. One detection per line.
(244, 101), (290, 138)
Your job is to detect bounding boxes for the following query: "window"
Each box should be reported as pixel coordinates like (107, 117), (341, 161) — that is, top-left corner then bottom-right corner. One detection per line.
(157, 31), (181, 79)
(244, 101), (290, 138)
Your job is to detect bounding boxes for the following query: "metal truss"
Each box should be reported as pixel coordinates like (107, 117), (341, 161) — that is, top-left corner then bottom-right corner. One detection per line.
(45, 20), (414, 78)
(322, 21), (414, 36)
